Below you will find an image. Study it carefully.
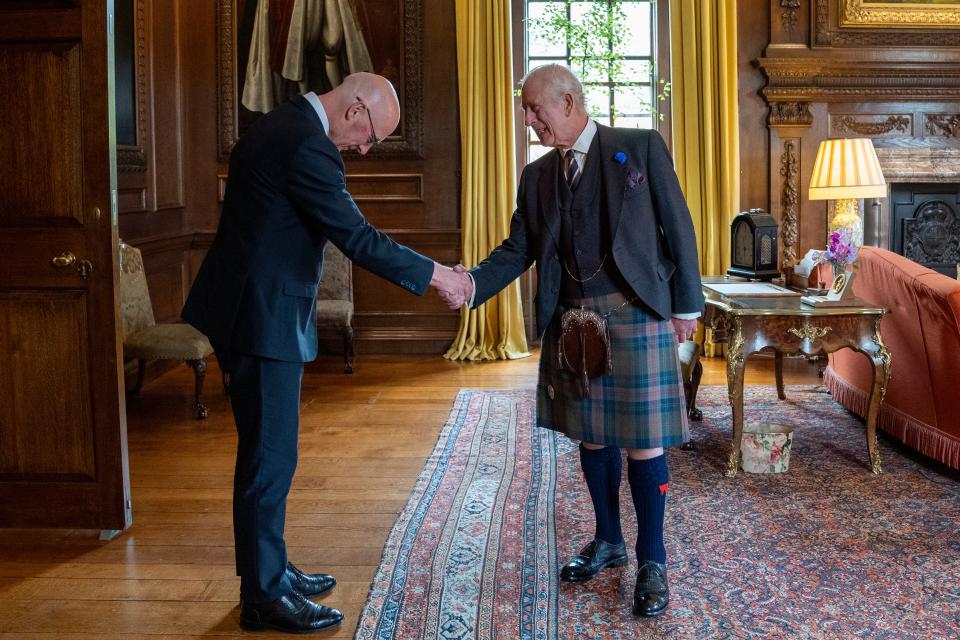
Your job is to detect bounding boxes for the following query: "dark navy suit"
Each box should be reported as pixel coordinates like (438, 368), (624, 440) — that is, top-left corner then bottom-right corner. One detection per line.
(182, 95), (433, 604)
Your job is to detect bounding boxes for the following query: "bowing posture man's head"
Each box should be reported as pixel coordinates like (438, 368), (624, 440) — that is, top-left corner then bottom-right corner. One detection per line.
(520, 64), (590, 151)
(319, 72), (400, 155)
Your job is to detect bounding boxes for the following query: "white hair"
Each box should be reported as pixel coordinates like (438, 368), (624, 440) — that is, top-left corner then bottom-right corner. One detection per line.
(520, 64), (586, 108)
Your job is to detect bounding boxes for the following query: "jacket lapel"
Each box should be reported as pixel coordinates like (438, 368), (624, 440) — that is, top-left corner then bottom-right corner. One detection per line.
(538, 151), (561, 248)
(598, 125), (627, 242)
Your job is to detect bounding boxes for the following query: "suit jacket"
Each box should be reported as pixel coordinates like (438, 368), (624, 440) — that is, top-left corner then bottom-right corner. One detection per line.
(470, 125), (703, 337)
(182, 95), (434, 362)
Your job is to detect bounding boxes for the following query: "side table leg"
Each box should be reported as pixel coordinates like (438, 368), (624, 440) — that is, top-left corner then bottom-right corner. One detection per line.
(775, 350), (786, 400)
(864, 320), (893, 475)
(725, 319), (747, 478)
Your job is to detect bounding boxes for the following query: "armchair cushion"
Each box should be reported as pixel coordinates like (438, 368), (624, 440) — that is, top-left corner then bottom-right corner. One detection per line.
(315, 300), (353, 327)
(124, 323), (214, 361)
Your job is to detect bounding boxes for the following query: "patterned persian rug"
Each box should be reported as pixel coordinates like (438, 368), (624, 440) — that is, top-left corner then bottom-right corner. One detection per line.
(354, 386), (960, 640)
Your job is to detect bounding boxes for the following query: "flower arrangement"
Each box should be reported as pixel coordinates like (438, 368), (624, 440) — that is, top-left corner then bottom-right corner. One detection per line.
(815, 228), (858, 275)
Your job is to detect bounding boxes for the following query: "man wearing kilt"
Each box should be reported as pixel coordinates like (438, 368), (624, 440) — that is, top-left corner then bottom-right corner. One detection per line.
(454, 64), (702, 617)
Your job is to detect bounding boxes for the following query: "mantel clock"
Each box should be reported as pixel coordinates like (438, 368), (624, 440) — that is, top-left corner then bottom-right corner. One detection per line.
(727, 208), (780, 281)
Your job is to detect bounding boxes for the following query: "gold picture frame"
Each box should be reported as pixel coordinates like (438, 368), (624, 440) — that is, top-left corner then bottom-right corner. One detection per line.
(841, 0), (960, 29)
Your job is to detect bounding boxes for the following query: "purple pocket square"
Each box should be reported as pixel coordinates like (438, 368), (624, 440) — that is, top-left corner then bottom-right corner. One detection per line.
(626, 168), (645, 191)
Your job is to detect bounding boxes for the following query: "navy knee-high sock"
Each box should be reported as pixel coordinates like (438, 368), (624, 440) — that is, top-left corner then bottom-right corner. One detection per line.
(579, 445), (623, 545)
(627, 455), (669, 564)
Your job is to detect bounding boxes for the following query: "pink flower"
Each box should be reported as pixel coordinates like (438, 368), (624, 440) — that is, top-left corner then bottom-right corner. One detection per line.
(814, 228), (858, 271)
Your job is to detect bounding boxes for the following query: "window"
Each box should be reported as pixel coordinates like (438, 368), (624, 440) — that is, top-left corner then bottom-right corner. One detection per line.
(519, 0), (666, 163)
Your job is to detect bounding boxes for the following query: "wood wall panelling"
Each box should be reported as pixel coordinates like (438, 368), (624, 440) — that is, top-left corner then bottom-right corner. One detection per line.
(115, 0), (220, 381)
(116, 0), (151, 215)
(348, 174), (423, 202)
(737, 0), (771, 213)
(149, 0), (184, 211)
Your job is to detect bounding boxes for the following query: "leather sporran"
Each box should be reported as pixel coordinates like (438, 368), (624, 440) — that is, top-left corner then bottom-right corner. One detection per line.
(557, 308), (613, 399)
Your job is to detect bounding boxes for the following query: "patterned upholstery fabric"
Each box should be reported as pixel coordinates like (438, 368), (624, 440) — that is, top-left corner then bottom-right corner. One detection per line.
(118, 242), (213, 361)
(317, 243), (355, 372)
(119, 243), (156, 340)
(317, 243), (353, 303)
(124, 324), (214, 359)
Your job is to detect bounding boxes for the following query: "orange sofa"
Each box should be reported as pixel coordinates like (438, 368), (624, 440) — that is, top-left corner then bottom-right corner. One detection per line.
(823, 246), (960, 470)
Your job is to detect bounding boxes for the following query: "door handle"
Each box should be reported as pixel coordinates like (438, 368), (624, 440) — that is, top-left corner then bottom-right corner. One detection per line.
(51, 252), (93, 279)
(51, 252), (77, 268)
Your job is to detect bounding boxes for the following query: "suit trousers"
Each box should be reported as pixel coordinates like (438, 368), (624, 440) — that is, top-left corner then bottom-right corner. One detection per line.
(216, 346), (303, 605)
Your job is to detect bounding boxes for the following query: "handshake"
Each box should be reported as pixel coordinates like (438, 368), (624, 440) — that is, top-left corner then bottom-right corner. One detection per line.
(431, 263), (473, 310)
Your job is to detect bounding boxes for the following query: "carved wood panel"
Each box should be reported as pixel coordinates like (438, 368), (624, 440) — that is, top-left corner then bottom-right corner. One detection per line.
(0, 43), (82, 222)
(830, 114), (912, 138)
(0, 292), (95, 480)
(779, 139), (800, 269)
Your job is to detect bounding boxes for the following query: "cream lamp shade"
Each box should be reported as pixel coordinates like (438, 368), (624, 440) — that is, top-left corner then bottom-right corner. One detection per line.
(808, 138), (886, 246)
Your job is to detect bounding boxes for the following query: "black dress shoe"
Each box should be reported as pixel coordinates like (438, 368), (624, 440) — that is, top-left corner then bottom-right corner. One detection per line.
(632, 560), (669, 617)
(560, 538), (628, 583)
(286, 562), (337, 598)
(240, 591), (344, 634)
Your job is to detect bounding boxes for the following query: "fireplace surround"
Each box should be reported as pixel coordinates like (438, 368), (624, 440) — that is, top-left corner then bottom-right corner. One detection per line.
(867, 148), (960, 276)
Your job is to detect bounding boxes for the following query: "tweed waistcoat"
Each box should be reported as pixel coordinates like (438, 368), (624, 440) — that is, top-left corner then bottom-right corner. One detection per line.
(557, 137), (631, 301)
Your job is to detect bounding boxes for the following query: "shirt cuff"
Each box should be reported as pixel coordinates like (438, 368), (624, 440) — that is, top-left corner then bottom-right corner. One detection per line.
(466, 272), (476, 308)
(672, 312), (701, 320)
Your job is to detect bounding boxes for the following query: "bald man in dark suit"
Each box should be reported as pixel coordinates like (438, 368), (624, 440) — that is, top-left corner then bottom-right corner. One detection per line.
(183, 72), (470, 634)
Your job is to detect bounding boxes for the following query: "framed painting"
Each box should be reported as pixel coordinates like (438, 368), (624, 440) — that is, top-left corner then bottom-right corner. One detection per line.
(840, 0), (960, 28)
(216, 0), (423, 160)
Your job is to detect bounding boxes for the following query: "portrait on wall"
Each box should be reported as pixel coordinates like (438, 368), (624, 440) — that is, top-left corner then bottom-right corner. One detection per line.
(219, 0), (422, 158)
(841, 0), (960, 28)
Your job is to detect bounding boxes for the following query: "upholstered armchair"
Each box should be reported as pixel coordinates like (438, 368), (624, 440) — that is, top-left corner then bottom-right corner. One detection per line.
(119, 241), (214, 419)
(317, 243), (355, 373)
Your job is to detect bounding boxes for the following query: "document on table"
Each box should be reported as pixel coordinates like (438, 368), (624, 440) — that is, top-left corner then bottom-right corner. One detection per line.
(703, 282), (802, 298)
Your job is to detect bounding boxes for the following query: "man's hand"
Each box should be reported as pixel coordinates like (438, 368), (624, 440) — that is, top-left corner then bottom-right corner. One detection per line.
(671, 317), (698, 344)
(431, 263), (473, 310)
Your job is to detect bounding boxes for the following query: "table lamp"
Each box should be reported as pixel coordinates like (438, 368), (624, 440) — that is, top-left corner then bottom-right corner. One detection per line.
(808, 138), (886, 246)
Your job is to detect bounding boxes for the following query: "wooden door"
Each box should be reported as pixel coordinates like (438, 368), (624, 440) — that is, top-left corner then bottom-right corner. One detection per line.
(0, 0), (131, 534)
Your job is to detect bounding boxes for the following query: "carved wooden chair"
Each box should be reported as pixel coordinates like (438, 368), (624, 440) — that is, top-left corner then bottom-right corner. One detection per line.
(316, 243), (355, 373)
(119, 241), (213, 419)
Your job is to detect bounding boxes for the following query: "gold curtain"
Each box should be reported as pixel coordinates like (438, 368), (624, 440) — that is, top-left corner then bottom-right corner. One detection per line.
(669, 0), (740, 356)
(445, 0), (530, 361)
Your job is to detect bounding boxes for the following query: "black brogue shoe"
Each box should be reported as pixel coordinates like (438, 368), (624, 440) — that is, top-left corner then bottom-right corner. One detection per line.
(240, 591), (344, 634)
(286, 562), (337, 598)
(560, 538), (628, 583)
(632, 560), (669, 617)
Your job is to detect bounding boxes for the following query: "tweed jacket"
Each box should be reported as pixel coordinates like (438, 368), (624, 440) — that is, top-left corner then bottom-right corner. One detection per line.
(469, 125), (703, 336)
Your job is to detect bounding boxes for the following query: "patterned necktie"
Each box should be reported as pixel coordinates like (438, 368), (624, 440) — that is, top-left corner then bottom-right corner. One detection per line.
(563, 149), (580, 190)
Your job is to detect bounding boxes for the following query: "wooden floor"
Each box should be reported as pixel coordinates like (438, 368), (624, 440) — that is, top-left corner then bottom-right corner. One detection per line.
(0, 350), (820, 638)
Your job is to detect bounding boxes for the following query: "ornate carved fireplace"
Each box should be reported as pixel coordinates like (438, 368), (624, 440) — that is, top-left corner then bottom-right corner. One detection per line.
(887, 184), (960, 276)
(757, 0), (960, 280)
(873, 148), (960, 276)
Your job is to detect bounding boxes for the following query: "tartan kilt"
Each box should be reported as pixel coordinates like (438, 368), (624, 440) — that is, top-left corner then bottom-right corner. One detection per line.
(537, 291), (690, 449)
